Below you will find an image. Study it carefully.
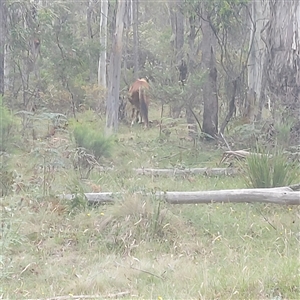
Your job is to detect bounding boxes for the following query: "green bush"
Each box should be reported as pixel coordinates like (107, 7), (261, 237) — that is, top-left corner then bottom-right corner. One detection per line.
(244, 148), (299, 188)
(72, 123), (112, 160)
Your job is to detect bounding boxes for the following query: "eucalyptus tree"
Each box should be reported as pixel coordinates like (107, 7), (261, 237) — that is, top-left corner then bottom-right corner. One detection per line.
(200, 7), (218, 139)
(105, 0), (126, 134)
(5, 0), (41, 109)
(98, 0), (108, 89)
(86, 0), (100, 82)
(177, 0), (219, 139)
(247, 0), (300, 123)
(168, 0), (185, 118)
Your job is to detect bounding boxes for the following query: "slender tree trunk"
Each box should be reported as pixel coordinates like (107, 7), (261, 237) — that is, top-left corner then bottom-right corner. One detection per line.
(0, 0), (5, 96)
(98, 0), (108, 89)
(185, 13), (200, 137)
(169, 0), (185, 118)
(30, 1), (40, 89)
(87, 0), (94, 81)
(105, 0), (126, 135)
(201, 12), (218, 139)
(123, 0), (130, 85)
(132, 0), (139, 79)
(174, 0), (184, 64)
(187, 15), (197, 71)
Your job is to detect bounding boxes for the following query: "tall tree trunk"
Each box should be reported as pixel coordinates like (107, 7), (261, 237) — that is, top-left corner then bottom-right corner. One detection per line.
(185, 13), (200, 137)
(174, 0), (184, 64)
(247, 0), (300, 122)
(98, 0), (108, 89)
(201, 13), (218, 139)
(132, 0), (139, 79)
(0, 0), (5, 96)
(246, 0), (269, 121)
(87, 0), (94, 81)
(123, 0), (130, 85)
(169, 0), (185, 118)
(264, 0), (300, 121)
(30, 1), (40, 89)
(105, 0), (126, 135)
(187, 14), (197, 71)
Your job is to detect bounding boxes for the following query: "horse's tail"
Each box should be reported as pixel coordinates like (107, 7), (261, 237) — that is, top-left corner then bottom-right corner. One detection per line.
(139, 87), (149, 127)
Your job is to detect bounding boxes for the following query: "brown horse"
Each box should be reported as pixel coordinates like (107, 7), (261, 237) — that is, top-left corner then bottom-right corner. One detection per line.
(128, 78), (150, 128)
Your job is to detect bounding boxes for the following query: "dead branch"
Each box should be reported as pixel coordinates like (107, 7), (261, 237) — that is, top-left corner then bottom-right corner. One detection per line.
(219, 150), (266, 165)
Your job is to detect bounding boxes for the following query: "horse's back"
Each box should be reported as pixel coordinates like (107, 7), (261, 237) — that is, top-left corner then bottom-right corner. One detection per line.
(128, 78), (149, 107)
(129, 78), (149, 95)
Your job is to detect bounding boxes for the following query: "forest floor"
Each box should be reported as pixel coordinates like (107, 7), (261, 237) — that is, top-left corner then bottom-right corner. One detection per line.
(1, 110), (299, 300)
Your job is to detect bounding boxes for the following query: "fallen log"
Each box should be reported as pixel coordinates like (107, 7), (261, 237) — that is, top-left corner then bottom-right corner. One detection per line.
(134, 167), (239, 176)
(60, 187), (300, 205)
(162, 187), (300, 205)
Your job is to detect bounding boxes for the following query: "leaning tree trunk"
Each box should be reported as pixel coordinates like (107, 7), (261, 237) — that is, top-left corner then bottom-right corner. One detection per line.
(105, 0), (126, 135)
(201, 12), (218, 139)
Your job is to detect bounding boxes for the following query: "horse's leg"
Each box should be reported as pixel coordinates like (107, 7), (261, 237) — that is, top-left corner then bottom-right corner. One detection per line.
(131, 107), (136, 126)
(136, 110), (141, 124)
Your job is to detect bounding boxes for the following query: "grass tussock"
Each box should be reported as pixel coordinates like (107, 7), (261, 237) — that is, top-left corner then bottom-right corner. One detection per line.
(244, 148), (299, 188)
(96, 195), (186, 255)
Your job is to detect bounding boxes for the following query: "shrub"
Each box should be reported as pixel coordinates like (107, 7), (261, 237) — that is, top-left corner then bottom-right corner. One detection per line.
(244, 147), (299, 188)
(0, 153), (14, 196)
(71, 122), (113, 178)
(72, 123), (112, 161)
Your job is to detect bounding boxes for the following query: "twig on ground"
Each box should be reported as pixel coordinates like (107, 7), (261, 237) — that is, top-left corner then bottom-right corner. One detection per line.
(219, 132), (231, 151)
(130, 266), (164, 280)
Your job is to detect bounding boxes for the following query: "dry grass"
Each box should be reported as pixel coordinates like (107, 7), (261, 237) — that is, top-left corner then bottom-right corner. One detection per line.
(1, 111), (299, 299)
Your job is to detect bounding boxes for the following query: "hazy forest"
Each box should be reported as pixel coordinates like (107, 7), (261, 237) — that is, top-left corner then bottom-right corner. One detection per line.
(1, 0), (300, 299)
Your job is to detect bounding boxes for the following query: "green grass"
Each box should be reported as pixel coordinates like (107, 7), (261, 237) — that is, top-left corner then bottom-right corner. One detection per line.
(1, 111), (299, 299)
